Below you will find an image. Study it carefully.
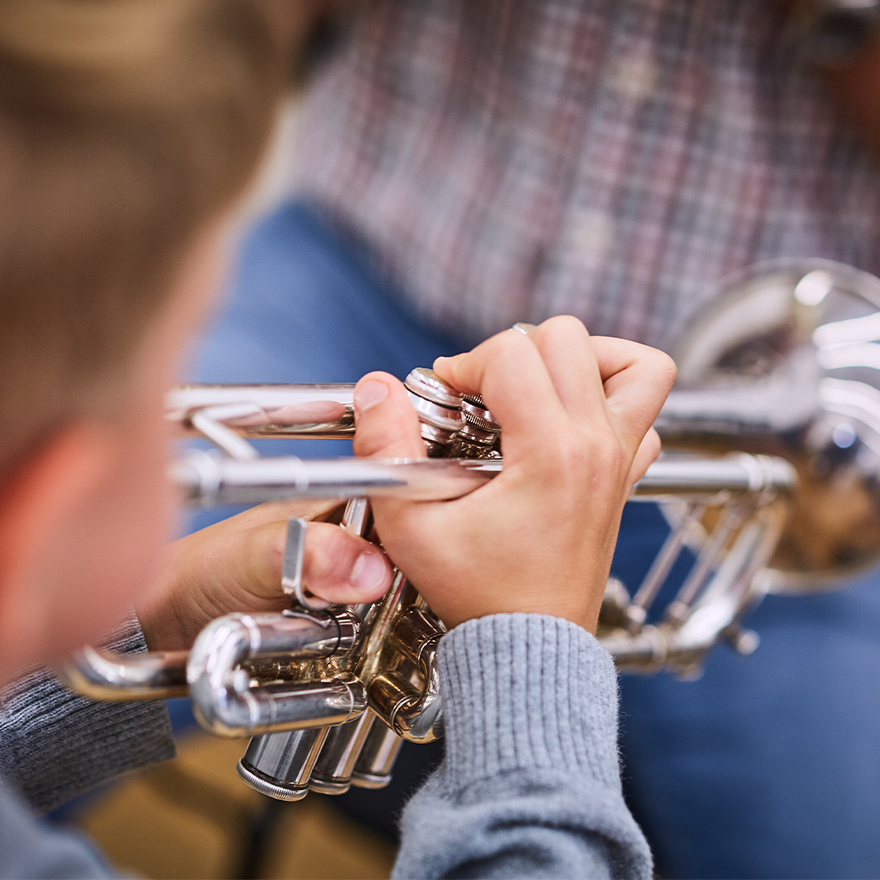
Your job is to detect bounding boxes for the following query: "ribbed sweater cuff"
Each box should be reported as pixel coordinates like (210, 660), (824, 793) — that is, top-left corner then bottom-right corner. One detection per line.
(0, 613), (175, 814)
(438, 613), (621, 795)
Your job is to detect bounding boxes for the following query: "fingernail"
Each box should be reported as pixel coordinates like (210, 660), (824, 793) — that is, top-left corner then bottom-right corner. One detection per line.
(351, 549), (388, 593)
(510, 322), (535, 335)
(354, 380), (388, 413)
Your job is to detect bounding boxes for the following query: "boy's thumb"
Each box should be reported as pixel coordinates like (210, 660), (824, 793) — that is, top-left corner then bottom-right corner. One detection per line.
(352, 373), (427, 460)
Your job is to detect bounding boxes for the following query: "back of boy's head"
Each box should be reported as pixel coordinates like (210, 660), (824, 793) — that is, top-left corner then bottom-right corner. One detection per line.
(0, 0), (282, 480)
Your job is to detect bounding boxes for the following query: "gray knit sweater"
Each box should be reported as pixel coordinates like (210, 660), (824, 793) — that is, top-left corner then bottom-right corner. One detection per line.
(0, 614), (651, 879)
(0, 618), (175, 816)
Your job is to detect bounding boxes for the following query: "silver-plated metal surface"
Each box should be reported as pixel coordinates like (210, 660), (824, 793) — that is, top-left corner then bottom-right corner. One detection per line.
(598, 500), (788, 676)
(189, 405), (260, 461)
(237, 728), (329, 801)
(351, 718), (405, 789)
(281, 516), (325, 610)
(61, 261), (880, 799)
(404, 368), (466, 449)
(308, 710), (376, 794)
(186, 611), (363, 737)
(171, 450), (794, 506)
(404, 368), (465, 410)
(167, 384), (355, 438)
(56, 645), (189, 700)
(340, 496), (371, 537)
(632, 454), (795, 498)
(625, 504), (707, 634)
(171, 451), (498, 507)
(656, 259), (880, 589)
(453, 398), (501, 458)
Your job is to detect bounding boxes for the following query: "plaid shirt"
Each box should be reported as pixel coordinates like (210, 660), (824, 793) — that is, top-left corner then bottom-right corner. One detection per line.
(290, 0), (880, 349)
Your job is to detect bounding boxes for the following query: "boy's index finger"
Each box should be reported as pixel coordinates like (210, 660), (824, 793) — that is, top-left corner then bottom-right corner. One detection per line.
(524, 316), (609, 421)
(592, 337), (677, 449)
(433, 329), (568, 459)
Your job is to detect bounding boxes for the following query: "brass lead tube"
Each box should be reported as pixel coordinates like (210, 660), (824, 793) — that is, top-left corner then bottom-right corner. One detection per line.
(171, 452), (498, 506)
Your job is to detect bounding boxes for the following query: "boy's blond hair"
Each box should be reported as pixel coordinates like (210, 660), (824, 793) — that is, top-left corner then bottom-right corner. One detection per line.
(0, 0), (282, 476)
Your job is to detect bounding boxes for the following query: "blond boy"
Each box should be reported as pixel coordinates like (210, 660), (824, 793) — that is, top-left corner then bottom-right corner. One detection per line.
(0, 1), (674, 876)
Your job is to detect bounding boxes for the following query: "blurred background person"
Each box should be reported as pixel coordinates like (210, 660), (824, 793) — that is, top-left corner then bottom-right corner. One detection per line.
(188, 2), (880, 878)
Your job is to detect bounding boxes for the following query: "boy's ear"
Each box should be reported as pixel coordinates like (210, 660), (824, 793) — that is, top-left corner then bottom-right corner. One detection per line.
(0, 423), (112, 674)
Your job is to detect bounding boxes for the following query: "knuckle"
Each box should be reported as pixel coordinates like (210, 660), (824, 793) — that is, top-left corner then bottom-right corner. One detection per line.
(546, 314), (588, 335)
(535, 315), (589, 347)
(645, 427), (662, 456)
(489, 329), (529, 364)
(650, 348), (678, 386)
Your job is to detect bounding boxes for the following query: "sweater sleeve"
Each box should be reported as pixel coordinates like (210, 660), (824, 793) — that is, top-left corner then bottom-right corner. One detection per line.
(0, 615), (175, 814)
(392, 614), (652, 880)
(0, 780), (118, 879)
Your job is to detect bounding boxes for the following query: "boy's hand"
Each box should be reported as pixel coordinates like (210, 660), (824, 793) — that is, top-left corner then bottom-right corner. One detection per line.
(353, 316), (676, 634)
(136, 501), (392, 651)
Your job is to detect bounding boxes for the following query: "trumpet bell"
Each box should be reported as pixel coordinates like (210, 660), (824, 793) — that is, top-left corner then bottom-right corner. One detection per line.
(658, 259), (880, 591)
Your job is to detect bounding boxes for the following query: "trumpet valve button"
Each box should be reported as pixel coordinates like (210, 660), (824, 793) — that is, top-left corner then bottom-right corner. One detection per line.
(404, 368), (463, 409)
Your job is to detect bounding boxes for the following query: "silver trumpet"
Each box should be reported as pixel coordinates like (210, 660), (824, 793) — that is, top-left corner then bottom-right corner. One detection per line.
(58, 259), (880, 800)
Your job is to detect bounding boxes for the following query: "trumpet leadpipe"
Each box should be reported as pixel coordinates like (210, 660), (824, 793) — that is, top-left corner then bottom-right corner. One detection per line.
(172, 449), (796, 507)
(172, 452), (499, 506)
(167, 384), (357, 439)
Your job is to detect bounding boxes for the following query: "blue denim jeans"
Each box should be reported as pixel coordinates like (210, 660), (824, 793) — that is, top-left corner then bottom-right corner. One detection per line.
(189, 200), (880, 879)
